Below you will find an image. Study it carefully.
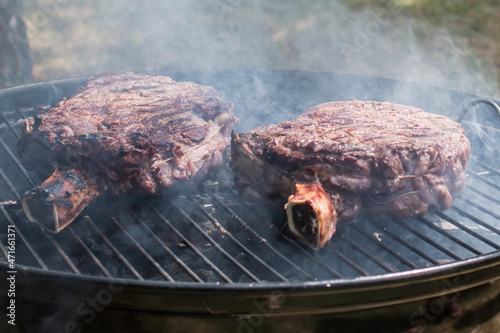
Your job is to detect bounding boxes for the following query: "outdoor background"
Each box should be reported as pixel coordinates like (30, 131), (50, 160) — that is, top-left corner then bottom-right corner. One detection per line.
(20, 0), (500, 98)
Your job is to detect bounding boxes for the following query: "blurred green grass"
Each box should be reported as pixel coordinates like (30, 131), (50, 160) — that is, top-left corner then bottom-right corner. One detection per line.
(349, 0), (500, 75)
(22, 0), (500, 97)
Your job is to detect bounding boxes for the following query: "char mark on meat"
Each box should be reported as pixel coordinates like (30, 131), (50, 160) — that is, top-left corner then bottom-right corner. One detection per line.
(231, 100), (470, 250)
(18, 72), (236, 232)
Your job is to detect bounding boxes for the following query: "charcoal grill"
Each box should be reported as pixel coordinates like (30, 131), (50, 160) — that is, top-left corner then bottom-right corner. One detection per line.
(1, 69), (500, 333)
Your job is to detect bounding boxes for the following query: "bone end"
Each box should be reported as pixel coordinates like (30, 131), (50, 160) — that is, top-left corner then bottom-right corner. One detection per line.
(20, 168), (104, 233)
(285, 183), (337, 250)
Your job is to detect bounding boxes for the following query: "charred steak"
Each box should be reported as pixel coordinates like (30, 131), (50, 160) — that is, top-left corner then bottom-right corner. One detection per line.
(18, 72), (235, 232)
(231, 100), (470, 249)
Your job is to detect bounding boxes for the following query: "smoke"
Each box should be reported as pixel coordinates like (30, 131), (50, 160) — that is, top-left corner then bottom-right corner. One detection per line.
(24, 0), (499, 99)
(3, 5), (500, 331)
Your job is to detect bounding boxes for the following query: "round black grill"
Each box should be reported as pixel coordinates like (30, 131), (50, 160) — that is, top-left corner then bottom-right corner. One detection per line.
(1, 70), (500, 332)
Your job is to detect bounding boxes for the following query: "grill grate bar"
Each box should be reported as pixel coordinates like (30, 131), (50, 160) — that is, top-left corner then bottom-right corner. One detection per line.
(15, 107), (29, 120)
(0, 137), (36, 187)
(188, 199), (283, 282)
(370, 219), (441, 266)
(337, 236), (398, 273)
(86, 216), (144, 280)
(40, 227), (81, 274)
(397, 219), (463, 261)
(351, 223), (419, 269)
(14, 106), (43, 126)
(453, 198), (500, 234)
(148, 203), (233, 283)
(466, 183), (500, 206)
(175, 202), (262, 283)
(0, 111), (21, 140)
(471, 153), (500, 170)
(213, 194), (317, 281)
(325, 246), (370, 276)
(129, 210), (205, 283)
(468, 163), (500, 189)
(416, 216), (483, 256)
(435, 211), (500, 251)
(268, 223), (345, 278)
(105, 211), (175, 282)
(0, 168), (21, 200)
(67, 226), (112, 278)
(0, 205), (48, 269)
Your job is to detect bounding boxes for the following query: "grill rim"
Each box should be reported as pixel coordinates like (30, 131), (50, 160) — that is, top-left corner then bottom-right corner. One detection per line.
(4, 251), (500, 318)
(4, 249), (500, 291)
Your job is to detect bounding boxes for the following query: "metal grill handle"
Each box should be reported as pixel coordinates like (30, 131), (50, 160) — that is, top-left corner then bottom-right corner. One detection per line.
(456, 98), (500, 123)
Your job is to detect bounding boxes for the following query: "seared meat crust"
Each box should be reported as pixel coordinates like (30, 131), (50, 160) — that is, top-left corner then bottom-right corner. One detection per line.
(231, 100), (470, 249)
(19, 72), (235, 231)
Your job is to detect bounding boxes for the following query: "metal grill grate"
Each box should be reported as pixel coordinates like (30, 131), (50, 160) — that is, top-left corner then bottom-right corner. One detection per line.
(0, 73), (500, 286)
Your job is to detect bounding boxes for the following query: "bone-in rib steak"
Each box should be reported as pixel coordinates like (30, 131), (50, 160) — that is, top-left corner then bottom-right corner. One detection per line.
(18, 72), (235, 232)
(231, 100), (470, 249)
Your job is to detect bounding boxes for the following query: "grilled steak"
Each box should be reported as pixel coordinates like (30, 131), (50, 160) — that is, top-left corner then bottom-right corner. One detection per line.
(231, 100), (470, 249)
(18, 72), (235, 232)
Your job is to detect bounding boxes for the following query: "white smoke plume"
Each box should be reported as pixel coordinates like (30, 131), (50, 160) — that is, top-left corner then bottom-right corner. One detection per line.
(23, 0), (498, 98)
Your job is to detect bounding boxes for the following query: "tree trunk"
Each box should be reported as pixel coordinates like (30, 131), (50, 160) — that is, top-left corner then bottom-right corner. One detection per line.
(0, 0), (32, 88)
